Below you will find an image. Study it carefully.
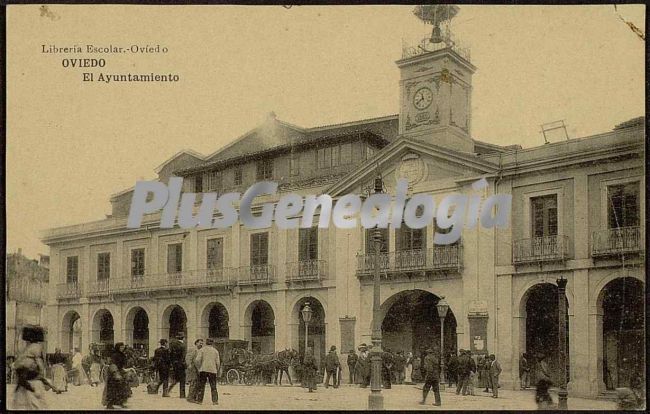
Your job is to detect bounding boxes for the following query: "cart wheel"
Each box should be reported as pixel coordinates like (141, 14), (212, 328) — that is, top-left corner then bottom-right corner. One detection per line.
(226, 369), (240, 385)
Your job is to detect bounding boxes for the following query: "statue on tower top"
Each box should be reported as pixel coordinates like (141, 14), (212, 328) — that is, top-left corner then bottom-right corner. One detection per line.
(413, 4), (459, 44)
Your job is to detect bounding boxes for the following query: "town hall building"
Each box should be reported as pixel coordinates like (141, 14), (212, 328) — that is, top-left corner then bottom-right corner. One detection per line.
(42, 20), (644, 399)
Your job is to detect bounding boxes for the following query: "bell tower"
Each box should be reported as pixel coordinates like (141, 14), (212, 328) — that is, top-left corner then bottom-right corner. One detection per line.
(397, 5), (476, 153)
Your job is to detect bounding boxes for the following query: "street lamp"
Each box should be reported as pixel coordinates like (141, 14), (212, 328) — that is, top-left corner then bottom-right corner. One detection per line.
(436, 296), (449, 389)
(556, 276), (568, 410)
(368, 175), (385, 410)
(301, 302), (313, 355)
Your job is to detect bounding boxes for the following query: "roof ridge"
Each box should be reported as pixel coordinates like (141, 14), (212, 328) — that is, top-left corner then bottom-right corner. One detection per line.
(306, 114), (398, 132)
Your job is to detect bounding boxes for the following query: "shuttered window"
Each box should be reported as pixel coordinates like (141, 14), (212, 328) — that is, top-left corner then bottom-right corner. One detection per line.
(531, 195), (558, 238)
(167, 243), (183, 273)
(131, 248), (145, 277)
(250, 233), (269, 266)
(607, 183), (639, 228)
(66, 256), (79, 284)
(299, 228), (319, 261)
(97, 253), (110, 280)
(207, 238), (224, 269)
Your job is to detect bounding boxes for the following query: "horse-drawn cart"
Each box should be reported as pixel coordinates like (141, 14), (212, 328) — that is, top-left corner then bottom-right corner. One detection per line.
(213, 339), (252, 385)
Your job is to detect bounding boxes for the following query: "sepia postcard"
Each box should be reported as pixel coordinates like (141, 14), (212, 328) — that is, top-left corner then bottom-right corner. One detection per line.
(4, 3), (646, 411)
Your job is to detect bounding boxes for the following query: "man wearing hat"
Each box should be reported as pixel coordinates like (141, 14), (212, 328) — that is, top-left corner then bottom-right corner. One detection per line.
(356, 344), (370, 387)
(168, 332), (187, 398)
(347, 349), (359, 385)
(153, 339), (171, 397)
(420, 347), (441, 406)
(324, 345), (341, 388)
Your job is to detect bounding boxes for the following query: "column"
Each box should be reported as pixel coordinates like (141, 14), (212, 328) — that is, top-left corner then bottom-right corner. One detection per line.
(113, 304), (123, 344)
(149, 300), (159, 357)
(568, 269), (590, 396)
(81, 302), (90, 352)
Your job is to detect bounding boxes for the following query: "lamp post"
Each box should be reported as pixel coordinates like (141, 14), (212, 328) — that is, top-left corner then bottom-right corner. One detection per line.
(301, 303), (313, 356)
(556, 276), (568, 409)
(436, 296), (449, 389)
(368, 175), (384, 410)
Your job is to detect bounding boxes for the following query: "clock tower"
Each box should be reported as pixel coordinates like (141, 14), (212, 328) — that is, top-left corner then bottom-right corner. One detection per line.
(397, 5), (476, 153)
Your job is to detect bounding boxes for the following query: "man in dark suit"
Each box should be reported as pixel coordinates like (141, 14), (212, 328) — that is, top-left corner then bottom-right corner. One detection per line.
(419, 348), (441, 406)
(168, 333), (187, 398)
(153, 339), (171, 397)
(347, 350), (358, 385)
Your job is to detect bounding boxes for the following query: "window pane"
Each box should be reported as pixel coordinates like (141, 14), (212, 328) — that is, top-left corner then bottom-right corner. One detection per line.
(98, 253), (110, 280)
(299, 228), (318, 261)
(234, 167), (243, 185)
(331, 146), (340, 167)
(167, 244), (182, 273)
(366, 229), (388, 253)
(131, 249), (145, 277)
(251, 233), (269, 265)
(207, 238), (224, 269)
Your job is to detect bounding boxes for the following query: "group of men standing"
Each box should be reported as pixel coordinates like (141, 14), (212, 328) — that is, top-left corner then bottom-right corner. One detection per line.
(151, 333), (221, 405)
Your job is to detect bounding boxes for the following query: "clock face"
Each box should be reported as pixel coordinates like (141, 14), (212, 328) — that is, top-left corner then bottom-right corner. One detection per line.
(413, 87), (433, 110)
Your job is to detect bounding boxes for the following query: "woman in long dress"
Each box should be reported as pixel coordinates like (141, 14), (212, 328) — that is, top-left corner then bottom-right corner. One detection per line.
(50, 348), (68, 393)
(12, 325), (49, 410)
(71, 348), (87, 386)
(102, 343), (131, 409)
(404, 352), (413, 384)
(89, 349), (102, 387)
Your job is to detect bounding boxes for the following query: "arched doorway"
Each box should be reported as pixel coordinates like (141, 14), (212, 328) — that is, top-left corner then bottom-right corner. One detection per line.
(246, 300), (275, 354)
(200, 302), (229, 340)
(599, 277), (644, 389)
(294, 298), (326, 367)
(62, 311), (82, 353)
(523, 283), (569, 386)
(125, 307), (149, 356)
(380, 290), (457, 359)
(163, 305), (187, 340)
(92, 309), (115, 355)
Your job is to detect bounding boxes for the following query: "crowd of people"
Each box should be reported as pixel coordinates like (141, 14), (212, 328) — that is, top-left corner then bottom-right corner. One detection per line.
(11, 327), (643, 410)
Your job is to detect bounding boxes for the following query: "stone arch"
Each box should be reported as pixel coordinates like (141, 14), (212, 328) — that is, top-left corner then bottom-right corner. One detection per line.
(91, 308), (115, 353)
(517, 282), (570, 387)
(595, 276), (644, 390)
(161, 304), (187, 341)
(515, 277), (575, 318)
(375, 289), (458, 359)
(200, 302), (230, 340)
(243, 300), (275, 354)
(61, 310), (82, 353)
(591, 271), (644, 311)
(124, 306), (149, 354)
(291, 296), (327, 365)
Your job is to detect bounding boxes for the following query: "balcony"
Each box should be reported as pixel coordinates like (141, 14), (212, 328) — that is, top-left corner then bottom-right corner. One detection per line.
(356, 245), (463, 277)
(238, 264), (275, 286)
(513, 235), (569, 264)
(87, 279), (111, 296)
(592, 227), (643, 257)
(84, 269), (234, 296)
(57, 282), (82, 299)
(286, 260), (326, 283)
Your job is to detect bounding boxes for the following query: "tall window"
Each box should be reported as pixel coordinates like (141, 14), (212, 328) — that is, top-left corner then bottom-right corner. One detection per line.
(256, 159), (273, 180)
(607, 183), (639, 228)
(250, 233), (269, 266)
(290, 154), (299, 176)
(194, 175), (203, 193)
(531, 194), (558, 238)
(234, 166), (243, 186)
(365, 228), (389, 253)
(207, 238), (224, 269)
(317, 147), (332, 169)
(97, 253), (110, 280)
(397, 226), (426, 251)
(167, 243), (183, 273)
(299, 228), (318, 261)
(331, 146), (340, 167)
(131, 248), (145, 277)
(206, 171), (222, 192)
(66, 256), (79, 284)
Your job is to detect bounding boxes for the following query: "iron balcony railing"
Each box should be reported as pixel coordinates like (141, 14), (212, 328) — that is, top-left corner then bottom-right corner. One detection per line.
(513, 235), (569, 264)
(356, 245), (463, 275)
(83, 269), (234, 296)
(592, 226), (642, 257)
(286, 260), (326, 282)
(238, 264), (275, 285)
(56, 282), (82, 299)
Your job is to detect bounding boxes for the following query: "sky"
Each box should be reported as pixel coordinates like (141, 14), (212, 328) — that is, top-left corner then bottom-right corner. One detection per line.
(6, 4), (646, 258)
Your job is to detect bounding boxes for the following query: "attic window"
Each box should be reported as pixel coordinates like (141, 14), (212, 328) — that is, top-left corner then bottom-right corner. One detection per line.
(234, 166), (243, 185)
(257, 159), (273, 180)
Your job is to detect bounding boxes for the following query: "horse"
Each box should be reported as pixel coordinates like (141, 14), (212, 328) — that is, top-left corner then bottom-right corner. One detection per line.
(274, 349), (299, 386)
